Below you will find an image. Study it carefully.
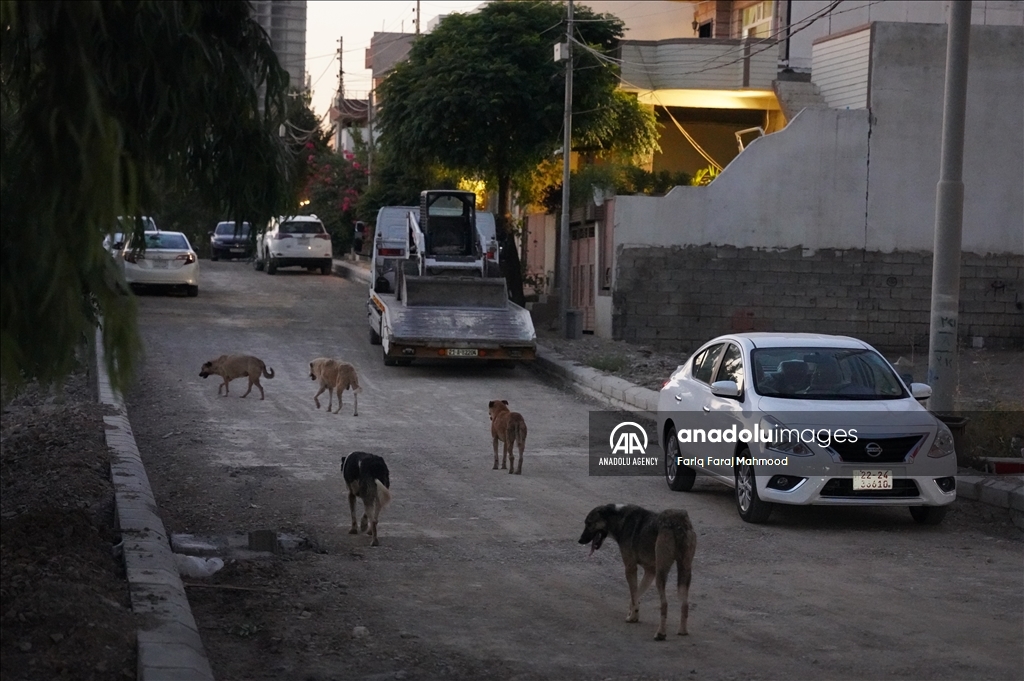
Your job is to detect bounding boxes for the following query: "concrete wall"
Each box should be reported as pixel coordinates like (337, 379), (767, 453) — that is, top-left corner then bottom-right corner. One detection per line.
(610, 22), (1024, 351)
(866, 22), (1024, 254)
(612, 245), (1023, 352)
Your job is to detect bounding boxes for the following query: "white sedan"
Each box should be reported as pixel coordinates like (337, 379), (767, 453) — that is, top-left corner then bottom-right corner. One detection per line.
(121, 230), (200, 297)
(657, 333), (957, 525)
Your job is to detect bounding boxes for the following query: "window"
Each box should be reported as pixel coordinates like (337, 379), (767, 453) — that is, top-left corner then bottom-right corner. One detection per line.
(693, 344), (725, 384)
(741, 1), (774, 39)
(280, 221), (326, 235)
(715, 344), (744, 389)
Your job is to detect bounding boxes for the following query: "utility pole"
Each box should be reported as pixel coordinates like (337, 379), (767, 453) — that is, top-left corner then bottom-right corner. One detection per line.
(415, 0), (421, 35)
(558, 0), (574, 338)
(338, 36), (344, 105)
(926, 1), (972, 413)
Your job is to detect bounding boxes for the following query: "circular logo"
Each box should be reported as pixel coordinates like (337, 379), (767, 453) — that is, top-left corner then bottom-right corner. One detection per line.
(865, 442), (883, 458)
(609, 422), (649, 454)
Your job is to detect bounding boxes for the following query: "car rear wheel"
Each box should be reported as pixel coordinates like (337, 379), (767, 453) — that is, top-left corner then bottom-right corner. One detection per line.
(186, 285), (199, 297)
(211, 253), (219, 262)
(665, 429), (696, 492)
(320, 263), (331, 275)
(735, 452), (773, 523)
(909, 505), (948, 525)
(383, 346), (398, 366)
(266, 251), (277, 275)
(253, 251), (264, 271)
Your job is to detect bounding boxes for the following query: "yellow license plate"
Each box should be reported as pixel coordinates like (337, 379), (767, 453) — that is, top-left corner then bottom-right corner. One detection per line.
(853, 470), (892, 490)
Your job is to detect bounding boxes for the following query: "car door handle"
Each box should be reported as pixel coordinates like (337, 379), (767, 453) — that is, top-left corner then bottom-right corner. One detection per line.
(674, 394), (683, 402)
(702, 405), (711, 412)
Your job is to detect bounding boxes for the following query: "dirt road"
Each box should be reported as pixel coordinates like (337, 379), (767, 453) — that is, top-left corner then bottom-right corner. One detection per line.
(125, 262), (1023, 681)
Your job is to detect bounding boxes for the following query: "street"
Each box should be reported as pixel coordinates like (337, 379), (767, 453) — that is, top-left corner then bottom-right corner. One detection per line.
(125, 262), (1023, 681)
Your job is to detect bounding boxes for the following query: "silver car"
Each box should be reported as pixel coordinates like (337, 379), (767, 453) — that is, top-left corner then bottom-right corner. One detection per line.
(657, 333), (957, 525)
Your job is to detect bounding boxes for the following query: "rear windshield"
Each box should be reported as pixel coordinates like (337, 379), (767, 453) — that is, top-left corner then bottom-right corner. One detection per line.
(140, 233), (189, 250)
(280, 221), (325, 235)
(752, 347), (907, 400)
(215, 222), (251, 235)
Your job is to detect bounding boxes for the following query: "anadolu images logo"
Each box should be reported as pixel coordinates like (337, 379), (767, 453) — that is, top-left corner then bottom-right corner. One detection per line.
(610, 422), (648, 455)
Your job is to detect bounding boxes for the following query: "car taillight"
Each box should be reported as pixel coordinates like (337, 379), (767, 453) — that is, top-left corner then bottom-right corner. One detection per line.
(314, 233), (330, 240)
(378, 248), (403, 257)
(486, 251), (496, 260)
(175, 253), (196, 264)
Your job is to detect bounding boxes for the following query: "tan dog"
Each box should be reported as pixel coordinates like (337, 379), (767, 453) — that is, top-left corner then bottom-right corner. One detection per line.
(488, 400), (527, 474)
(199, 355), (274, 399)
(309, 358), (361, 415)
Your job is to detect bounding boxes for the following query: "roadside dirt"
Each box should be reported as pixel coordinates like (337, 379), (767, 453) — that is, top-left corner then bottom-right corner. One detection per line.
(0, 372), (136, 681)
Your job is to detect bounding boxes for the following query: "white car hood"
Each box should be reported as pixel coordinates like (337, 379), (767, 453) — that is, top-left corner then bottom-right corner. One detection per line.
(753, 395), (938, 429)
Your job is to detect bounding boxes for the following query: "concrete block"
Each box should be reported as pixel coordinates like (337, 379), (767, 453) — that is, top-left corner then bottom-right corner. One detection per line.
(137, 641), (214, 681)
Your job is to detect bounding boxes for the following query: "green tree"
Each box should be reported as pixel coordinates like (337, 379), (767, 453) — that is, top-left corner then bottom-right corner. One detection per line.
(375, 1), (657, 305)
(0, 1), (292, 393)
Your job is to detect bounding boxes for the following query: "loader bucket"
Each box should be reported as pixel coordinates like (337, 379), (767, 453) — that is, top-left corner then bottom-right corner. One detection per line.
(402, 276), (509, 308)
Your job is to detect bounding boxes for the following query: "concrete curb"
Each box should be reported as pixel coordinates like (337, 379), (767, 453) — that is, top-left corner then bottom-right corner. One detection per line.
(532, 344), (660, 413)
(96, 330), (215, 681)
(333, 257), (371, 285)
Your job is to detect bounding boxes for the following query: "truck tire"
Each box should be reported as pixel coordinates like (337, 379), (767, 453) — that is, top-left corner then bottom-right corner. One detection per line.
(266, 252), (277, 275)
(369, 324), (382, 345)
(383, 347), (398, 366)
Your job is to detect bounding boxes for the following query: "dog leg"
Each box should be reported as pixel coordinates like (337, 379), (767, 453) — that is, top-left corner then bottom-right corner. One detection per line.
(492, 436), (501, 469)
(240, 378), (254, 398)
(506, 439), (515, 474)
(624, 562), (640, 623)
(360, 498), (369, 532)
(515, 438), (524, 475)
(255, 378), (264, 400)
(333, 389), (342, 415)
(314, 385), (326, 410)
(636, 567), (655, 603)
(677, 534), (696, 636)
(369, 499), (380, 547)
(219, 379), (229, 396)
(352, 390), (358, 417)
(654, 532), (674, 641)
(348, 492), (359, 534)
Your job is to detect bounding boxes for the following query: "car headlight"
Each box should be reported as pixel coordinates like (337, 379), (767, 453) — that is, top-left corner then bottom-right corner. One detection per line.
(759, 416), (815, 457)
(927, 426), (956, 458)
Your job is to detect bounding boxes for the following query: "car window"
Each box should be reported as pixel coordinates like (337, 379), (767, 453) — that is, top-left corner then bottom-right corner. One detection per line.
(215, 222), (250, 236)
(752, 347), (907, 399)
(692, 343), (725, 384)
(715, 343), (744, 389)
(280, 221), (325, 235)
(141, 233), (189, 250)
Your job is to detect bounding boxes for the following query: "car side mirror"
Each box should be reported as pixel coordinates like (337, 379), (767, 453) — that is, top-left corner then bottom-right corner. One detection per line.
(710, 380), (741, 398)
(208, 231), (214, 237)
(910, 383), (932, 400)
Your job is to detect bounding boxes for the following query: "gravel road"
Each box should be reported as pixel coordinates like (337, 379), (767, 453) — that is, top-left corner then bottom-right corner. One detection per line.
(124, 261), (1023, 681)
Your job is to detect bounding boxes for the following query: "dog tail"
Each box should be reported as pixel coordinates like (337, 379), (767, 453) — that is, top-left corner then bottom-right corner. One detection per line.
(263, 365), (275, 379)
(375, 479), (392, 509)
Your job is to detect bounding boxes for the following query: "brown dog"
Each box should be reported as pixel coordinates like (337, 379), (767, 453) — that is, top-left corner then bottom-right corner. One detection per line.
(199, 355), (274, 399)
(488, 400), (527, 474)
(309, 358), (361, 415)
(579, 504), (697, 640)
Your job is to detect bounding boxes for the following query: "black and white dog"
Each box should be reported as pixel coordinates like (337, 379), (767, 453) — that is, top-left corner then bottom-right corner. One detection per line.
(340, 452), (392, 546)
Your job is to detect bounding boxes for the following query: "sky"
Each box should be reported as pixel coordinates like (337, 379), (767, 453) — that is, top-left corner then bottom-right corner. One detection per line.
(305, 1), (484, 122)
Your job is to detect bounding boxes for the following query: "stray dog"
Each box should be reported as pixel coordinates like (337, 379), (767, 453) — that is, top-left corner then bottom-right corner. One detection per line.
(341, 452), (392, 546)
(309, 358), (361, 415)
(488, 400), (527, 474)
(578, 504), (697, 640)
(199, 355), (275, 400)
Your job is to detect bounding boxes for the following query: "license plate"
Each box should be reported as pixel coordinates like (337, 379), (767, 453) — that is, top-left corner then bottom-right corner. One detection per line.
(445, 348), (478, 357)
(853, 470), (892, 490)
(298, 237), (310, 245)
(152, 260), (168, 269)
(230, 248), (244, 253)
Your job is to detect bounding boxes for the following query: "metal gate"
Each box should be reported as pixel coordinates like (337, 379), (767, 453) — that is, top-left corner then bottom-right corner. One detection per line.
(570, 224), (596, 332)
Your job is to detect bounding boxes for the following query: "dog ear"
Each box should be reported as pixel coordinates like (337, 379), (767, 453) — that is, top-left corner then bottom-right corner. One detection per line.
(488, 400), (495, 407)
(340, 456), (347, 469)
(502, 400), (508, 405)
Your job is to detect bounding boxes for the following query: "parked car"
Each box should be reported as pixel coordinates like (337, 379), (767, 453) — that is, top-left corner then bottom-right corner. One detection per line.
(254, 215), (332, 275)
(120, 230), (200, 296)
(104, 216), (156, 252)
(657, 333), (956, 525)
(209, 221), (252, 261)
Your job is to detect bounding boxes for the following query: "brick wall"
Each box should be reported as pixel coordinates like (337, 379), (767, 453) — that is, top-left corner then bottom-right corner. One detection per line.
(612, 245), (1024, 353)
